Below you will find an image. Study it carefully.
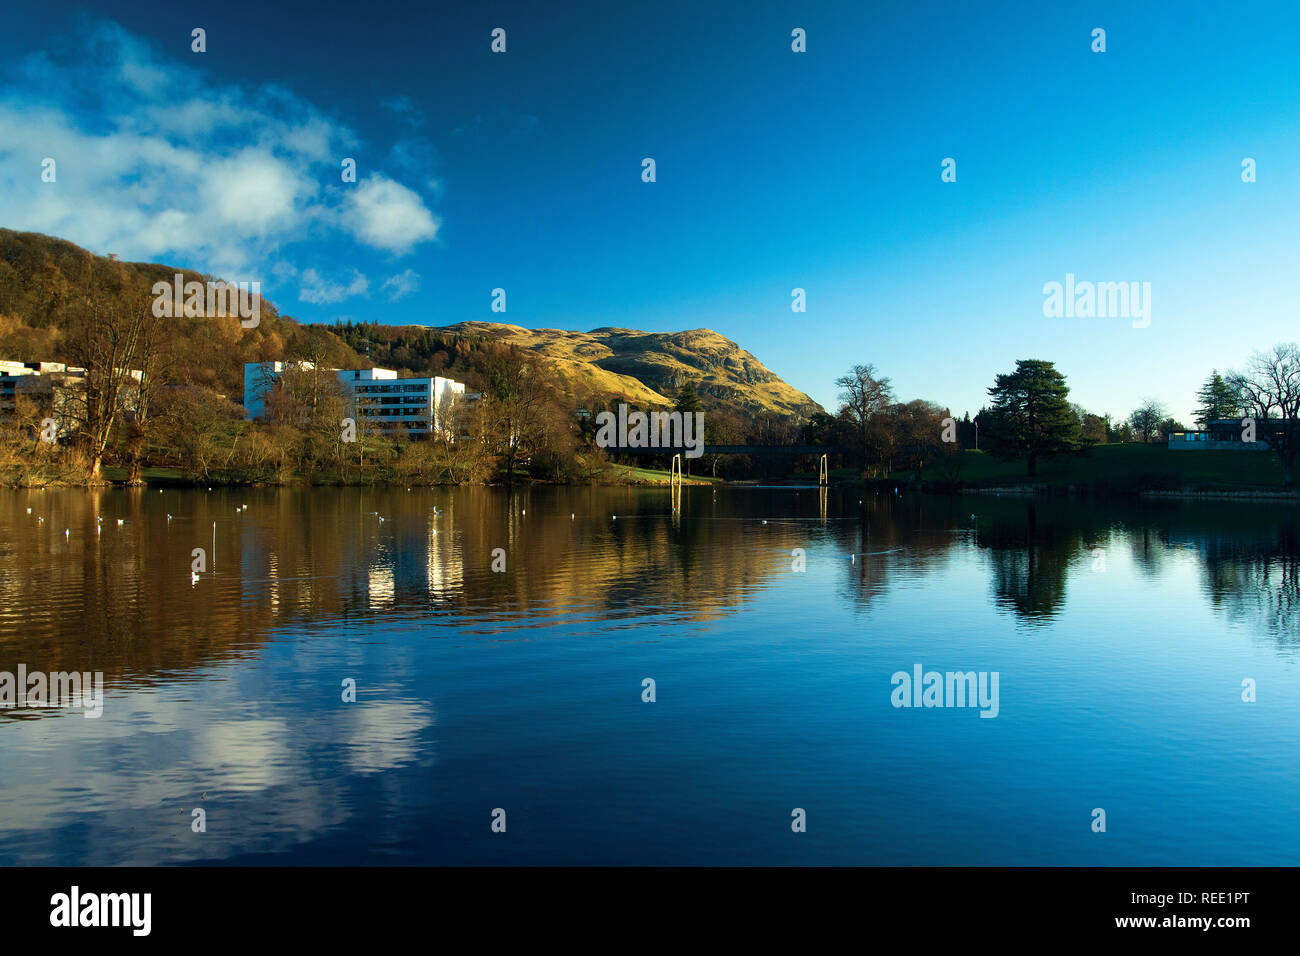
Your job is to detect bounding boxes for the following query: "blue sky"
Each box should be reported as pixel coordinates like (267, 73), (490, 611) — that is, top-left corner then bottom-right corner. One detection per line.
(1, 0), (1297, 422)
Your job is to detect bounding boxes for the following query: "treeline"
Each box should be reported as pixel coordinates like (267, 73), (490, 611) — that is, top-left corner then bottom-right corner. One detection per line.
(809, 364), (959, 480)
(907, 350), (1299, 486)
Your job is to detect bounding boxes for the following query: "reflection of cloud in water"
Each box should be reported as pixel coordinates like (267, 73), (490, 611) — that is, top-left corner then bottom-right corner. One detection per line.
(0, 678), (435, 863)
(198, 718), (295, 792)
(342, 700), (435, 775)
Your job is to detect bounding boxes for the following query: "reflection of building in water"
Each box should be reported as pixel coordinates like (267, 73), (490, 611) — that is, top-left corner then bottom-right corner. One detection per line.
(368, 563), (395, 610)
(239, 528), (278, 610)
(382, 523), (463, 599)
(426, 525), (463, 597)
(268, 553), (280, 613)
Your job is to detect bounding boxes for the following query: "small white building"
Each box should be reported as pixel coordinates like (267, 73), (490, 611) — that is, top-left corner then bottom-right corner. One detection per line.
(243, 362), (471, 438)
(1, 360), (143, 434)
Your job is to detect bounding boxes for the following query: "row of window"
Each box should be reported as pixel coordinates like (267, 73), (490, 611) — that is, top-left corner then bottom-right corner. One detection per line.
(357, 396), (431, 406)
(353, 383), (429, 394)
(359, 408), (439, 417)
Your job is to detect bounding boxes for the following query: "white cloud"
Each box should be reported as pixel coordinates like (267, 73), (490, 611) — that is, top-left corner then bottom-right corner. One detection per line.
(201, 148), (312, 233)
(345, 175), (439, 253)
(380, 269), (421, 302)
(0, 19), (438, 280)
(299, 268), (369, 304)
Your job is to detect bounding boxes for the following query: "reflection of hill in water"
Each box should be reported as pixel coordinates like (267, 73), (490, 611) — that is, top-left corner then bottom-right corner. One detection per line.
(2, 489), (1298, 690)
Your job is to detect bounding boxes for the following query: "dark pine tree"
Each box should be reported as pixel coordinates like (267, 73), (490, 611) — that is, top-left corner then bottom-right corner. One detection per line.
(985, 359), (1081, 476)
(673, 380), (703, 414)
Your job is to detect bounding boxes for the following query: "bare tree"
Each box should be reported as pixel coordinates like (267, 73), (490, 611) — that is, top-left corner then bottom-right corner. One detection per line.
(1127, 399), (1167, 443)
(480, 348), (556, 485)
(62, 260), (155, 483)
(891, 399), (956, 478)
(835, 364), (894, 469)
(289, 328), (350, 420)
(1230, 343), (1300, 485)
(122, 305), (174, 485)
(155, 385), (243, 480)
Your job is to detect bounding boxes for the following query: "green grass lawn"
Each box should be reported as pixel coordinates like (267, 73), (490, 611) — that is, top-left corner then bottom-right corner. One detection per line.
(906, 443), (1287, 490)
(612, 465), (723, 484)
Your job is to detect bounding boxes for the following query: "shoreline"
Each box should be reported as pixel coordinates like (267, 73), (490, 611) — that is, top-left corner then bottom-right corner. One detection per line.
(957, 485), (1299, 502)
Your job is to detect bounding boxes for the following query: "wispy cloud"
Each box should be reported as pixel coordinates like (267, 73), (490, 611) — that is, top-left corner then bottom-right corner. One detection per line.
(299, 268), (369, 305)
(0, 19), (439, 281)
(380, 269), (420, 302)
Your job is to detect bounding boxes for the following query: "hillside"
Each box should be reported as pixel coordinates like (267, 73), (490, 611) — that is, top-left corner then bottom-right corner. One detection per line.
(0, 228), (347, 400)
(432, 322), (823, 418)
(0, 229), (822, 421)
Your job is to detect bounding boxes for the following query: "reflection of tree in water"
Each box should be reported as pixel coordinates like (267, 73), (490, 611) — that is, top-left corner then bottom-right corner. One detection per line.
(834, 495), (972, 609)
(976, 502), (1086, 624)
(1197, 524), (1300, 644)
(1127, 524), (1173, 578)
(10, 485), (1300, 698)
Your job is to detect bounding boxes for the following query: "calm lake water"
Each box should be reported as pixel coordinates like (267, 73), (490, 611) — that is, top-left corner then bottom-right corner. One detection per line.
(0, 485), (1297, 865)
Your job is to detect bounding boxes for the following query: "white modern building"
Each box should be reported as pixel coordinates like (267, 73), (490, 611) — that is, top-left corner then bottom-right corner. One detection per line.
(1, 360), (143, 435)
(243, 361), (472, 438)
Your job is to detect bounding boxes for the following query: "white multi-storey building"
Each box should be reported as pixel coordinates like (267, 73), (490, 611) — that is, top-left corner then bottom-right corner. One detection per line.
(243, 361), (471, 438)
(1, 360), (143, 435)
